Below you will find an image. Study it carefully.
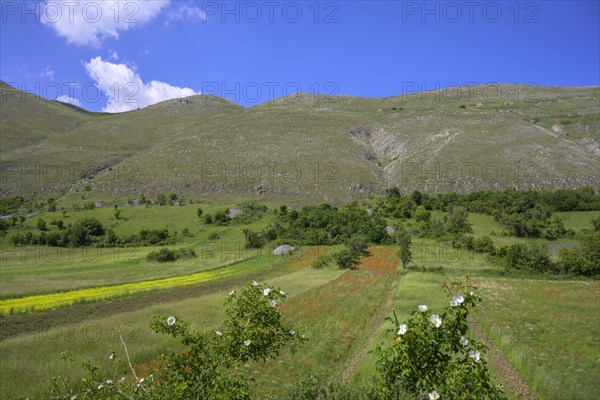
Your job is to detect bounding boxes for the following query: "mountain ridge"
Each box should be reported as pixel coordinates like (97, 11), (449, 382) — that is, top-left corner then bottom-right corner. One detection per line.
(1, 81), (598, 202)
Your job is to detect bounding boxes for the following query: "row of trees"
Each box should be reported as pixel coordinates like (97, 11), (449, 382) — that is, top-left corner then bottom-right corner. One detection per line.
(272, 203), (389, 245)
(378, 187), (598, 240)
(10, 218), (174, 248)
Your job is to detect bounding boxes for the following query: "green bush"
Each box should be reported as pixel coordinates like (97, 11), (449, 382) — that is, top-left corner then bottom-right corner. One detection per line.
(52, 282), (306, 399)
(146, 247), (196, 262)
(471, 236), (496, 254)
(502, 243), (555, 273)
(310, 254), (331, 269)
(146, 247), (177, 262)
(331, 247), (361, 269)
(375, 281), (506, 400)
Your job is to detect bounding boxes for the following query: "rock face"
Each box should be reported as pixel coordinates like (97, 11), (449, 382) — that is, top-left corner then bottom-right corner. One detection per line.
(273, 245), (295, 255)
(228, 209), (242, 219)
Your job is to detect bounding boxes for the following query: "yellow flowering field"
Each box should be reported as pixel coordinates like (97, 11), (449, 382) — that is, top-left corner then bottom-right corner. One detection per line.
(0, 255), (274, 314)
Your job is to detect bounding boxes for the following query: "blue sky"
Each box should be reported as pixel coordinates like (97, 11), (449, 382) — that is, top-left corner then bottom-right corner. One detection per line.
(1, 0), (598, 111)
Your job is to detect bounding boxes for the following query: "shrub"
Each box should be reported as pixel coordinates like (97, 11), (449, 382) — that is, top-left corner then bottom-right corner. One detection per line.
(310, 254), (331, 269)
(146, 247), (177, 262)
(502, 242), (555, 273)
(37, 218), (48, 231)
(331, 247), (361, 269)
(374, 281), (506, 400)
(471, 236), (496, 254)
(243, 229), (264, 249)
(146, 247), (197, 262)
(52, 282), (306, 399)
(346, 234), (369, 255)
(559, 229), (600, 277)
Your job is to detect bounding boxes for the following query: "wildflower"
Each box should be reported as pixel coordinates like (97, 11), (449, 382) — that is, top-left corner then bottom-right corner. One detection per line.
(456, 295), (464, 304)
(469, 350), (481, 362)
(418, 305), (428, 312)
(229, 290), (235, 296)
(108, 353), (114, 361)
(252, 281), (258, 286)
(289, 330), (296, 335)
(244, 339), (252, 346)
(138, 377), (144, 383)
(470, 291), (474, 296)
(216, 330), (223, 337)
(397, 324), (408, 336)
(269, 300), (277, 308)
(263, 288), (271, 296)
(450, 298), (458, 307)
(429, 390), (440, 400)
(166, 316), (176, 326)
(429, 314), (442, 328)
(70, 396), (77, 400)
(280, 290), (286, 296)
(105, 379), (113, 385)
(459, 336), (469, 346)
(97, 384), (103, 390)
(301, 334), (306, 338)
(120, 377), (126, 382)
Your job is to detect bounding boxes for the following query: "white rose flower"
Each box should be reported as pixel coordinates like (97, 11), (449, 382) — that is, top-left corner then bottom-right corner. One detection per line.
(429, 314), (442, 328)
(166, 316), (176, 326)
(397, 324), (408, 336)
(469, 350), (481, 362)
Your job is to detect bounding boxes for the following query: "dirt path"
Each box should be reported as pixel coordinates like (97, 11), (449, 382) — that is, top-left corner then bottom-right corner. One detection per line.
(341, 283), (397, 383)
(469, 314), (537, 400)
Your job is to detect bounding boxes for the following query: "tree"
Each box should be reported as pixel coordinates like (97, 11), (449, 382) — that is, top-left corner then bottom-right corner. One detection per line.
(503, 243), (554, 273)
(37, 218), (48, 231)
(243, 229), (264, 249)
(346, 234), (369, 255)
(197, 208), (203, 219)
(445, 206), (472, 235)
(394, 229), (413, 269)
(398, 240), (412, 269)
(331, 247), (361, 269)
(113, 205), (121, 220)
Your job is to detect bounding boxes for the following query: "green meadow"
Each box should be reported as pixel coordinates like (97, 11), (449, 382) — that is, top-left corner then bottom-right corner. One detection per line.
(0, 203), (598, 399)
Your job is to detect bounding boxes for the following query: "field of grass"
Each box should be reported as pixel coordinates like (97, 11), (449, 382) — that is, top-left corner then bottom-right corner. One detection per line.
(0, 207), (598, 399)
(0, 253), (291, 314)
(250, 246), (399, 397)
(0, 248), (343, 399)
(474, 278), (600, 400)
(349, 272), (452, 388)
(0, 203), (274, 297)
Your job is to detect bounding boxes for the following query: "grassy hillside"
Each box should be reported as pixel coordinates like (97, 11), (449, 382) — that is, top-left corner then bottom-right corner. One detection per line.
(1, 82), (598, 201)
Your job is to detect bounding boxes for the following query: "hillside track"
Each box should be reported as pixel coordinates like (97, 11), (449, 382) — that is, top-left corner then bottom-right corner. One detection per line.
(469, 314), (537, 400)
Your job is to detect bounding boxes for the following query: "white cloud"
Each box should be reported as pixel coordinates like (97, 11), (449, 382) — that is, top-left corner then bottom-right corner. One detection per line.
(56, 94), (82, 107)
(165, 4), (207, 25)
(42, 0), (170, 47)
(109, 50), (119, 60)
(40, 65), (55, 79)
(84, 56), (198, 113)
